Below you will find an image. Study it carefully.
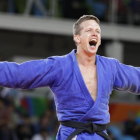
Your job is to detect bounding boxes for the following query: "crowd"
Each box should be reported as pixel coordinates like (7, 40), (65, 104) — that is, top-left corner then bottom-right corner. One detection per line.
(108, 110), (140, 140)
(117, 0), (140, 25)
(0, 0), (140, 25)
(0, 87), (59, 140)
(0, 87), (140, 140)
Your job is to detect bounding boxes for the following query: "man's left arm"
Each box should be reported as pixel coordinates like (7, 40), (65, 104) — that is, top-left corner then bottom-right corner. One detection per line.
(113, 59), (140, 94)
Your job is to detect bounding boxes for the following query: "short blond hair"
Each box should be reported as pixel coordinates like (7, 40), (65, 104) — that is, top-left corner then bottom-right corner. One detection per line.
(73, 15), (100, 35)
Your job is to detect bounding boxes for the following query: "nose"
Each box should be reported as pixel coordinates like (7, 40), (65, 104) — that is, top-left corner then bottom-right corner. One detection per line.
(91, 30), (97, 36)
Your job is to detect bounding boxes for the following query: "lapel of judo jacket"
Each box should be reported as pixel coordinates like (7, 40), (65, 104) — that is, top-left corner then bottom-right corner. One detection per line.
(72, 50), (103, 122)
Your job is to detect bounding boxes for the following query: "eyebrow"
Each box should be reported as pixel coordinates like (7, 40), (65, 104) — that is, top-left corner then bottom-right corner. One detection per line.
(86, 27), (101, 32)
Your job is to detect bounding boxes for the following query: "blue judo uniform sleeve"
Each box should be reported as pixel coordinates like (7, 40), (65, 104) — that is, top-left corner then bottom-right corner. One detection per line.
(113, 59), (140, 93)
(0, 57), (61, 89)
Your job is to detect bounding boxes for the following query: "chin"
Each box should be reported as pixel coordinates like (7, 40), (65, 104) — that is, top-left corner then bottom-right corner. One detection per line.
(88, 48), (97, 54)
(86, 51), (97, 56)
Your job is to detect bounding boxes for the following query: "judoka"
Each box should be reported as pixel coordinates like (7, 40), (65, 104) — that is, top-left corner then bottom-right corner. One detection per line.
(0, 15), (140, 140)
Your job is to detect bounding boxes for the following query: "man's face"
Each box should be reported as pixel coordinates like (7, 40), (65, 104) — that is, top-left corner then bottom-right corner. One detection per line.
(74, 20), (101, 56)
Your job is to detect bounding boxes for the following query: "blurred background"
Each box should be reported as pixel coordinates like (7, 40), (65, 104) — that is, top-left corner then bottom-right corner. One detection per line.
(0, 0), (140, 140)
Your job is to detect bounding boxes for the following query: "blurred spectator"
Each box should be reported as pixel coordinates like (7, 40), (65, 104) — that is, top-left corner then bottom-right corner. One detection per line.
(7, 0), (16, 13)
(107, 130), (116, 140)
(24, 0), (48, 16)
(34, 112), (53, 134)
(14, 0), (27, 14)
(129, 0), (140, 25)
(31, 128), (52, 140)
(123, 111), (140, 140)
(51, 122), (59, 140)
(117, 0), (132, 24)
(16, 114), (34, 140)
(86, 0), (108, 22)
(0, 97), (6, 139)
(0, 98), (18, 140)
(6, 0), (49, 16)
(0, 0), (8, 12)
(123, 111), (138, 137)
(108, 124), (136, 140)
(60, 0), (88, 19)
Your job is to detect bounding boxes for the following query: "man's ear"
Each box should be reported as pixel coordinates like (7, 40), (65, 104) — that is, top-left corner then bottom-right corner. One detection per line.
(74, 35), (80, 44)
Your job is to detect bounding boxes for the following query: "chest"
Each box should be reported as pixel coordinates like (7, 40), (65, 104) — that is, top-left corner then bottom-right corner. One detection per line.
(79, 65), (97, 101)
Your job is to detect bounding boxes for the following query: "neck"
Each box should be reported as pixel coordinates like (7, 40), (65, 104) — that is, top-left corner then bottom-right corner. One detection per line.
(76, 50), (96, 67)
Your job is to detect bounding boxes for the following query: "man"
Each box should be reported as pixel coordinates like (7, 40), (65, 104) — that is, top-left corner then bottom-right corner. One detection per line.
(0, 15), (140, 140)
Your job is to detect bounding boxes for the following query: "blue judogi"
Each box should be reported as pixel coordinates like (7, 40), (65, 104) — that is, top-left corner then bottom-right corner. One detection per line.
(0, 49), (140, 140)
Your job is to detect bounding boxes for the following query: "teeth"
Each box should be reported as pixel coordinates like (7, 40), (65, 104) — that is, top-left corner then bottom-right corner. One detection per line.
(90, 45), (95, 48)
(91, 39), (97, 42)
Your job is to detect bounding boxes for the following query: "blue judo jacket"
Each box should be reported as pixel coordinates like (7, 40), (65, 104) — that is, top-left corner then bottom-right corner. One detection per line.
(0, 49), (140, 140)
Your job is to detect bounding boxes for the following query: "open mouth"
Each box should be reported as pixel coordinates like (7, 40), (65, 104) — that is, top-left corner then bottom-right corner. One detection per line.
(89, 40), (97, 48)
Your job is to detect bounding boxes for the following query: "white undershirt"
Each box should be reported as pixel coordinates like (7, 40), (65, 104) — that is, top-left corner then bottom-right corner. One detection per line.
(71, 135), (77, 140)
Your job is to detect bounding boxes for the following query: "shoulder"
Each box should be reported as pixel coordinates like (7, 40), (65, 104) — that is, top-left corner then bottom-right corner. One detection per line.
(97, 55), (119, 72)
(47, 51), (73, 65)
(97, 55), (118, 64)
(48, 54), (70, 61)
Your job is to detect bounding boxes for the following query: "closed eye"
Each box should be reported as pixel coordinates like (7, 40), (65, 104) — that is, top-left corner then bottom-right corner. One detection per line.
(96, 30), (100, 34)
(86, 29), (91, 32)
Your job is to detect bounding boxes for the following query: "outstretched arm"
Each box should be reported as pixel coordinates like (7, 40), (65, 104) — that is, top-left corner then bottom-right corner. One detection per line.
(0, 57), (60, 89)
(113, 59), (140, 94)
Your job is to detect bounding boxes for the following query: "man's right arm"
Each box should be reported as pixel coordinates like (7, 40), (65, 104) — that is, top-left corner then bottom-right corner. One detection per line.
(0, 57), (59, 89)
